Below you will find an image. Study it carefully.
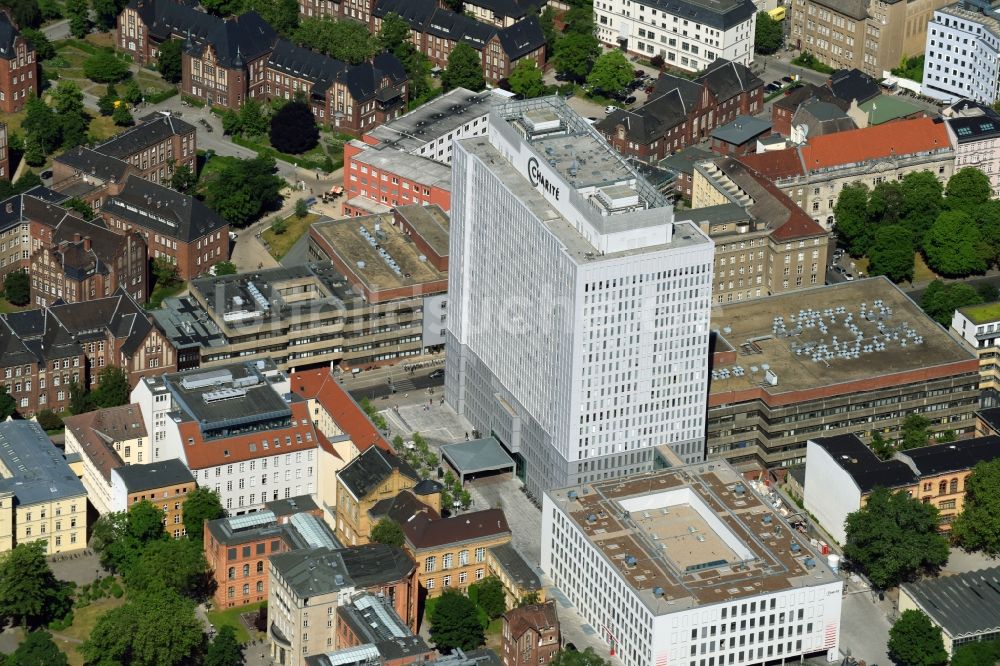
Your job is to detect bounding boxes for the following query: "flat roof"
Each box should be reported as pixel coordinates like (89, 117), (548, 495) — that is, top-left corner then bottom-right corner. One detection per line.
(710, 115), (772, 145)
(547, 462), (838, 611)
(310, 213), (447, 295)
(113, 459), (195, 493)
(0, 421), (86, 506)
(351, 142), (453, 190)
(366, 87), (495, 154)
(395, 204), (450, 259)
(709, 278), (975, 398)
(958, 300), (1000, 325)
(161, 361), (291, 430)
(440, 437), (515, 474)
(901, 566), (1000, 638)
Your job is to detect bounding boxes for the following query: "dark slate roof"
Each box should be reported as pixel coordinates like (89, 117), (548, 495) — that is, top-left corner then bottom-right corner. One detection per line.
(488, 542), (540, 590)
(113, 459), (195, 493)
(49, 288), (154, 356)
(810, 434), (917, 493)
(0, 421), (87, 507)
(710, 115), (771, 145)
(467, 0), (545, 20)
(413, 478), (443, 495)
(700, 58), (763, 102)
(266, 494), (319, 517)
(978, 407), (1000, 435)
(636, 0), (756, 31)
(900, 566), (1000, 638)
(55, 147), (131, 185)
(96, 113), (195, 160)
(373, 0), (438, 28)
(368, 489), (439, 524)
(792, 99), (856, 137)
(597, 74), (702, 144)
(828, 68), (880, 105)
(496, 15), (544, 60)
(1, 307), (81, 366)
(659, 145), (715, 176)
(337, 447), (419, 499)
(267, 39), (348, 97)
(270, 544), (414, 598)
(945, 101), (1000, 143)
(127, 0), (208, 43)
(0, 11), (21, 61)
(101, 175), (226, 242)
(50, 215), (134, 280)
(184, 10), (275, 69)
(900, 436), (1000, 476)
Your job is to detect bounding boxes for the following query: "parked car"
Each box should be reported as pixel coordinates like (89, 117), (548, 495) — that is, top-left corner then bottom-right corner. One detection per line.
(624, 95), (637, 105)
(429, 369), (444, 379)
(634, 68), (645, 78)
(644, 85), (655, 94)
(844, 273), (855, 281)
(771, 80), (782, 88)
(555, 71), (571, 81)
(628, 79), (643, 90)
(765, 83), (779, 93)
(781, 75), (794, 84)
(40, 169), (53, 180)
(605, 105), (618, 114)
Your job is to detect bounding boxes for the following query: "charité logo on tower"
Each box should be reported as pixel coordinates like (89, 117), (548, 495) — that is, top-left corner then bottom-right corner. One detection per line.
(527, 156), (561, 201)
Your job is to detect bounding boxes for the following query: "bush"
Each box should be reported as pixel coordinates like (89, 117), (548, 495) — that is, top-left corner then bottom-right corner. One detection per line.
(110, 583), (123, 598)
(83, 50), (130, 83)
(35, 409), (64, 431)
(269, 101), (319, 154)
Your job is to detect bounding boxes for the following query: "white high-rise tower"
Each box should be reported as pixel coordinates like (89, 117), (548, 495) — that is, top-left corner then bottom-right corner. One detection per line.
(445, 97), (714, 497)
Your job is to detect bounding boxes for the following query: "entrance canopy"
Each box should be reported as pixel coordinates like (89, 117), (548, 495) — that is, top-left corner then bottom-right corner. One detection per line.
(440, 437), (515, 484)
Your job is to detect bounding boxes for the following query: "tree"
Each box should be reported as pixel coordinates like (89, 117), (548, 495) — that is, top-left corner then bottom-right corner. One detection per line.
(900, 171), (944, 244)
(37, 0), (61, 21)
(21, 28), (55, 60)
(35, 409), (63, 431)
(157, 38), (182, 82)
(6, 631), (69, 666)
(213, 261), (237, 276)
(4, 0), (41, 29)
(124, 538), (210, 600)
(0, 385), (14, 421)
(199, 0), (242, 16)
(293, 17), (377, 64)
(67, 380), (94, 415)
(442, 43), (485, 92)
(538, 7), (557, 51)
(3, 269), (29, 306)
(870, 431), (895, 461)
(170, 164), (197, 193)
(952, 458), (1000, 557)
(270, 216), (287, 235)
(887, 609), (948, 666)
(562, 5), (594, 35)
(868, 180), (904, 226)
(551, 648), (611, 666)
(80, 588), (205, 666)
(65, 0), (89, 37)
(294, 197), (310, 218)
(429, 590), (484, 652)
(203, 155), (284, 227)
(754, 11), (783, 54)
(269, 101), (318, 154)
(868, 225), (915, 283)
(951, 639), (1000, 666)
(92, 0), (126, 31)
(946, 167), (991, 213)
(976, 200), (1000, 266)
(399, 43), (433, 103)
(182, 487), (224, 541)
(23, 141), (44, 167)
(152, 256), (178, 286)
(83, 50), (129, 83)
(53, 81), (90, 149)
(843, 486), (949, 589)
(923, 209), (989, 277)
(370, 518), (405, 547)
(833, 183), (871, 256)
(899, 414), (931, 450)
(378, 12), (411, 55)
(442, 0), (462, 10)
(112, 102), (134, 126)
(920, 280), (984, 326)
(518, 591), (540, 607)
(22, 97), (60, 156)
(0, 542), (72, 629)
(245, 0), (299, 36)
(586, 50), (632, 95)
(205, 625), (243, 666)
(98, 83), (119, 116)
(122, 78), (143, 104)
(239, 98), (267, 137)
(92, 365), (130, 409)
(92, 502), (168, 574)
(471, 577), (505, 619)
(221, 108), (242, 135)
(553, 32), (600, 81)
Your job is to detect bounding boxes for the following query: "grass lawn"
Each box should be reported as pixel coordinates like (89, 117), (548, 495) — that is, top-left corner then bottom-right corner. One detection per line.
(207, 601), (265, 644)
(261, 213), (320, 260)
(89, 115), (120, 142)
(913, 252), (938, 283)
(0, 297), (30, 314)
(146, 280), (186, 310)
(51, 596), (127, 666)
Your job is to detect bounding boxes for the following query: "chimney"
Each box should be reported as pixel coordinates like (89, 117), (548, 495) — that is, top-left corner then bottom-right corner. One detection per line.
(83, 237), (92, 252)
(73, 233), (83, 243)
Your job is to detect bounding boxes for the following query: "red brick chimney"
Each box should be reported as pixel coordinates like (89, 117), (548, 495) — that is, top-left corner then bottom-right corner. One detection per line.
(83, 237), (92, 251)
(73, 233), (82, 243)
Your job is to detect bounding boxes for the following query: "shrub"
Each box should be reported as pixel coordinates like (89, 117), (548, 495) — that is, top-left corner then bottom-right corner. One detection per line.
(35, 409), (64, 431)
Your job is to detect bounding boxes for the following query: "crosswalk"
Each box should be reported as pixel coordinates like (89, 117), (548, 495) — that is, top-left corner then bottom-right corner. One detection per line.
(389, 377), (416, 392)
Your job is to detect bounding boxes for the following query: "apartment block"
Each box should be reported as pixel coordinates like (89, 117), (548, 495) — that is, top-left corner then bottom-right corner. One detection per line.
(707, 279), (980, 469)
(594, 0), (756, 73)
(541, 464), (842, 666)
(951, 301), (1000, 405)
(94, 112), (197, 186)
(501, 601), (560, 666)
(790, 0), (949, 77)
(112, 459), (196, 537)
(922, 1), (1000, 104)
(0, 421), (87, 554)
(0, 11), (38, 113)
(943, 99), (1000, 196)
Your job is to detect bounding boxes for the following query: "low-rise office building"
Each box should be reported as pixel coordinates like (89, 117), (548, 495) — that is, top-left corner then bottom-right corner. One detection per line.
(112, 459), (195, 537)
(343, 140), (453, 214)
(0, 421), (87, 553)
(899, 566), (1000, 655)
(268, 544), (419, 666)
(707, 278), (980, 469)
(922, 0), (1000, 105)
(951, 300), (1000, 405)
(131, 360), (320, 513)
(804, 433), (1000, 543)
(738, 116), (954, 230)
(541, 463), (843, 666)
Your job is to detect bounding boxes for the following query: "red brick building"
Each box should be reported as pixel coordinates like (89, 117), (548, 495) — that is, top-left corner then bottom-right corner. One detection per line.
(0, 122), (9, 182)
(0, 11), (38, 113)
(94, 112), (197, 186)
(29, 213), (148, 306)
(597, 59), (764, 163)
(371, 0), (545, 86)
(343, 140), (453, 215)
(502, 601), (560, 666)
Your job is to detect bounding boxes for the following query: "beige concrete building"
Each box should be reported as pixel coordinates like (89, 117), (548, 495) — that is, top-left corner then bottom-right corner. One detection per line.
(0, 421), (87, 554)
(690, 157), (830, 304)
(789, 0), (950, 76)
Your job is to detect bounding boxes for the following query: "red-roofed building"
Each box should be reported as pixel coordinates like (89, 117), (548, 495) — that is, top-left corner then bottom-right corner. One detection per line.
(688, 156), (830, 304)
(738, 117), (954, 230)
(502, 601), (560, 666)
